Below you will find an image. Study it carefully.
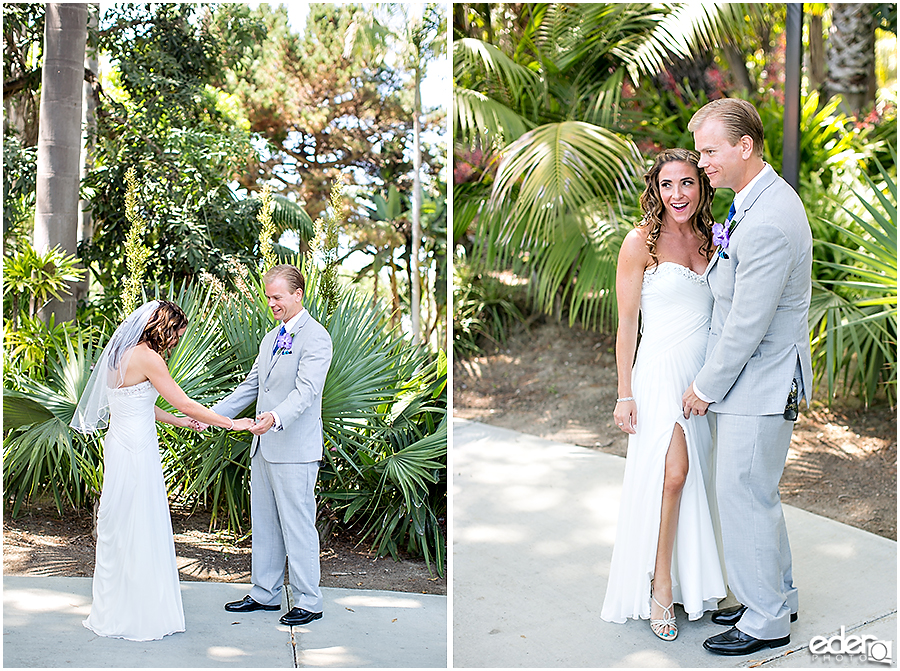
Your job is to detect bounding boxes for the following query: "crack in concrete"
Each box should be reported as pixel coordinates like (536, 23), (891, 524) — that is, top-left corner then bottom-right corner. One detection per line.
(290, 626), (300, 667)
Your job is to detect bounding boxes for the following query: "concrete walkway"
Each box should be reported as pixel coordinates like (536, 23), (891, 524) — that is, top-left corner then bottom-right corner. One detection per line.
(452, 419), (897, 668)
(3, 577), (447, 668)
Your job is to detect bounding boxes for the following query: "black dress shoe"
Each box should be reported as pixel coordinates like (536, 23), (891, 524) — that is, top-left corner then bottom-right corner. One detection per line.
(703, 627), (790, 656)
(279, 607), (323, 626)
(711, 604), (798, 626)
(224, 595), (281, 612)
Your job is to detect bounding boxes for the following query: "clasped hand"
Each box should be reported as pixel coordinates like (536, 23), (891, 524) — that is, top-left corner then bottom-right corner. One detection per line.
(188, 417), (256, 432)
(250, 412), (275, 435)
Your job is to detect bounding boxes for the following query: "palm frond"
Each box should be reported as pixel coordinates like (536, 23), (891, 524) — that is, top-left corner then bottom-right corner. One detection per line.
(453, 37), (542, 103)
(157, 281), (250, 407)
(3, 330), (104, 515)
(486, 121), (641, 246)
(810, 155), (897, 405)
(454, 87), (535, 147)
(271, 194), (316, 243)
(3, 390), (55, 431)
(624, 3), (764, 83)
(540, 3), (667, 74)
(316, 289), (423, 458)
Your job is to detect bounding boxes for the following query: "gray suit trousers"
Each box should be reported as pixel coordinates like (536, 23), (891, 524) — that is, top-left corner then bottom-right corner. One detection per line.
(248, 456), (322, 613)
(713, 412), (799, 639)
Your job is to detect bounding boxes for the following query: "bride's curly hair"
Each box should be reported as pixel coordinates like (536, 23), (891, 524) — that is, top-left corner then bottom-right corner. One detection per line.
(139, 300), (188, 354)
(638, 148), (715, 266)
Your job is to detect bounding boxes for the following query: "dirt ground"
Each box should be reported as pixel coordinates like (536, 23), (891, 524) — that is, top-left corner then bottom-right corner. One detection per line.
(454, 320), (897, 540)
(3, 505), (446, 595)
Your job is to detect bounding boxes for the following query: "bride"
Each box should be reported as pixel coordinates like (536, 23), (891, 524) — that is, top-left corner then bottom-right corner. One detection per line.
(600, 149), (726, 640)
(72, 299), (255, 641)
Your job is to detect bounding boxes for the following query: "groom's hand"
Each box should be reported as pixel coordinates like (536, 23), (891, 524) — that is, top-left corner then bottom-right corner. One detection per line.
(189, 419), (209, 432)
(682, 384), (710, 419)
(250, 412), (275, 435)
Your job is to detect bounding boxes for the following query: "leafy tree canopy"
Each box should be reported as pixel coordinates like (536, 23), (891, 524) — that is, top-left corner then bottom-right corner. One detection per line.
(224, 4), (444, 222)
(81, 3), (270, 300)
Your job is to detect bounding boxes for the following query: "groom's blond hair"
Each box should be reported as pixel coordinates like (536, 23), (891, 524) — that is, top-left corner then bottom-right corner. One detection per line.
(264, 264), (306, 295)
(689, 98), (765, 159)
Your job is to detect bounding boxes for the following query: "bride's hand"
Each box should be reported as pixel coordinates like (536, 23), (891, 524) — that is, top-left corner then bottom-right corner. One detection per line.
(613, 400), (637, 434)
(231, 418), (256, 431)
(189, 419), (208, 432)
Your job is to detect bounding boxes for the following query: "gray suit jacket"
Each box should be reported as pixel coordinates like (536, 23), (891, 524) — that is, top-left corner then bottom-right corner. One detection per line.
(212, 309), (333, 463)
(696, 168), (813, 415)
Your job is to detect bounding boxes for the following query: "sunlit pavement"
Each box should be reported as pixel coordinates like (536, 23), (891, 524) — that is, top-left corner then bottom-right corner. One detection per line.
(3, 576), (446, 668)
(452, 418), (897, 668)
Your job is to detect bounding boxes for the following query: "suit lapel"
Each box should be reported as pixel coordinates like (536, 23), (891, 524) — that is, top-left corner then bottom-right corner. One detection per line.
(262, 310), (311, 382)
(707, 168), (779, 281)
(730, 168), (778, 232)
(261, 325), (281, 381)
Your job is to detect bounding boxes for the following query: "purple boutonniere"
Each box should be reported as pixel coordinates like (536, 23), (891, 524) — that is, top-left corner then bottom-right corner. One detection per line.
(274, 330), (294, 355)
(712, 222), (731, 259)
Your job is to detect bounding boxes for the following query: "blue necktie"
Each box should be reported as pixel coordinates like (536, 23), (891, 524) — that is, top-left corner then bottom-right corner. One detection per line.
(727, 201), (736, 222)
(272, 325), (286, 356)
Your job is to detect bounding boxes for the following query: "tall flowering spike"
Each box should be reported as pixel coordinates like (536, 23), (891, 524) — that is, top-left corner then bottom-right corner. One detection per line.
(257, 185), (277, 269)
(313, 180), (345, 318)
(121, 167), (153, 315)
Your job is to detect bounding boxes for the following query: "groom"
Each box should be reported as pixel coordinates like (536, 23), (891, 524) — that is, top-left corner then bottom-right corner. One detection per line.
(211, 264), (333, 626)
(681, 98), (812, 655)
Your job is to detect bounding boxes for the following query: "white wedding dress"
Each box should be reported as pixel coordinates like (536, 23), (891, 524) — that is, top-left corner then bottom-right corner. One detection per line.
(601, 262), (726, 623)
(83, 380), (185, 641)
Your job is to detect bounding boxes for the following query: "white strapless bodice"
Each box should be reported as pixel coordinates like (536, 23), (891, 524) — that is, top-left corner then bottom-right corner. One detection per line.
(637, 262), (713, 359)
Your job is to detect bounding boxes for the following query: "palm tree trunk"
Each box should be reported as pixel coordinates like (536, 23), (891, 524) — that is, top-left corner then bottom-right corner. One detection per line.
(809, 11), (826, 95)
(723, 42), (754, 93)
(825, 3), (876, 116)
(34, 3), (88, 323)
(75, 3), (99, 307)
(410, 60), (423, 347)
(372, 267), (379, 309)
(390, 259), (401, 329)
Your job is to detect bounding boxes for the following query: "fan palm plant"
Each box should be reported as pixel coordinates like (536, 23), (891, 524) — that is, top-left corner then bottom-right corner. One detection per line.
(157, 264), (447, 571)
(150, 278), (261, 530)
(3, 331), (103, 514)
(4, 264), (448, 571)
(808, 155), (897, 406)
(320, 351), (447, 575)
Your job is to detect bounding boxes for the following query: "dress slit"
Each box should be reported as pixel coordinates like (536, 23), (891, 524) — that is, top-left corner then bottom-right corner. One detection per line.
(601, 262), (726, 624)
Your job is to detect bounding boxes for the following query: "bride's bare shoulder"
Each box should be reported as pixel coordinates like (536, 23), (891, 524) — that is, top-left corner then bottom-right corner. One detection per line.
(119, 343), (161, 385)
(632, 220), (652, 240)
(620, 223), (652, 260)
(128, 342), (156, 360)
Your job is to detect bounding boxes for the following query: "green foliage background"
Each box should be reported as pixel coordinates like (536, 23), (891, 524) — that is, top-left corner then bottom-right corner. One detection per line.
(3, 2), (448, 573)
(453, 3), (897, 407)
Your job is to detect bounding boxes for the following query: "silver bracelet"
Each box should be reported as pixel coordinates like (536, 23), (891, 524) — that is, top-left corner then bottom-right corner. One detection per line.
(228, 418), (234, 430)
(616, 396), (634, 403)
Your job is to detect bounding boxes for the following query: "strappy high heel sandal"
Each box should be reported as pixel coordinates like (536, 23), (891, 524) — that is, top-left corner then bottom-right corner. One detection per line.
(650, 587), (678, 641)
